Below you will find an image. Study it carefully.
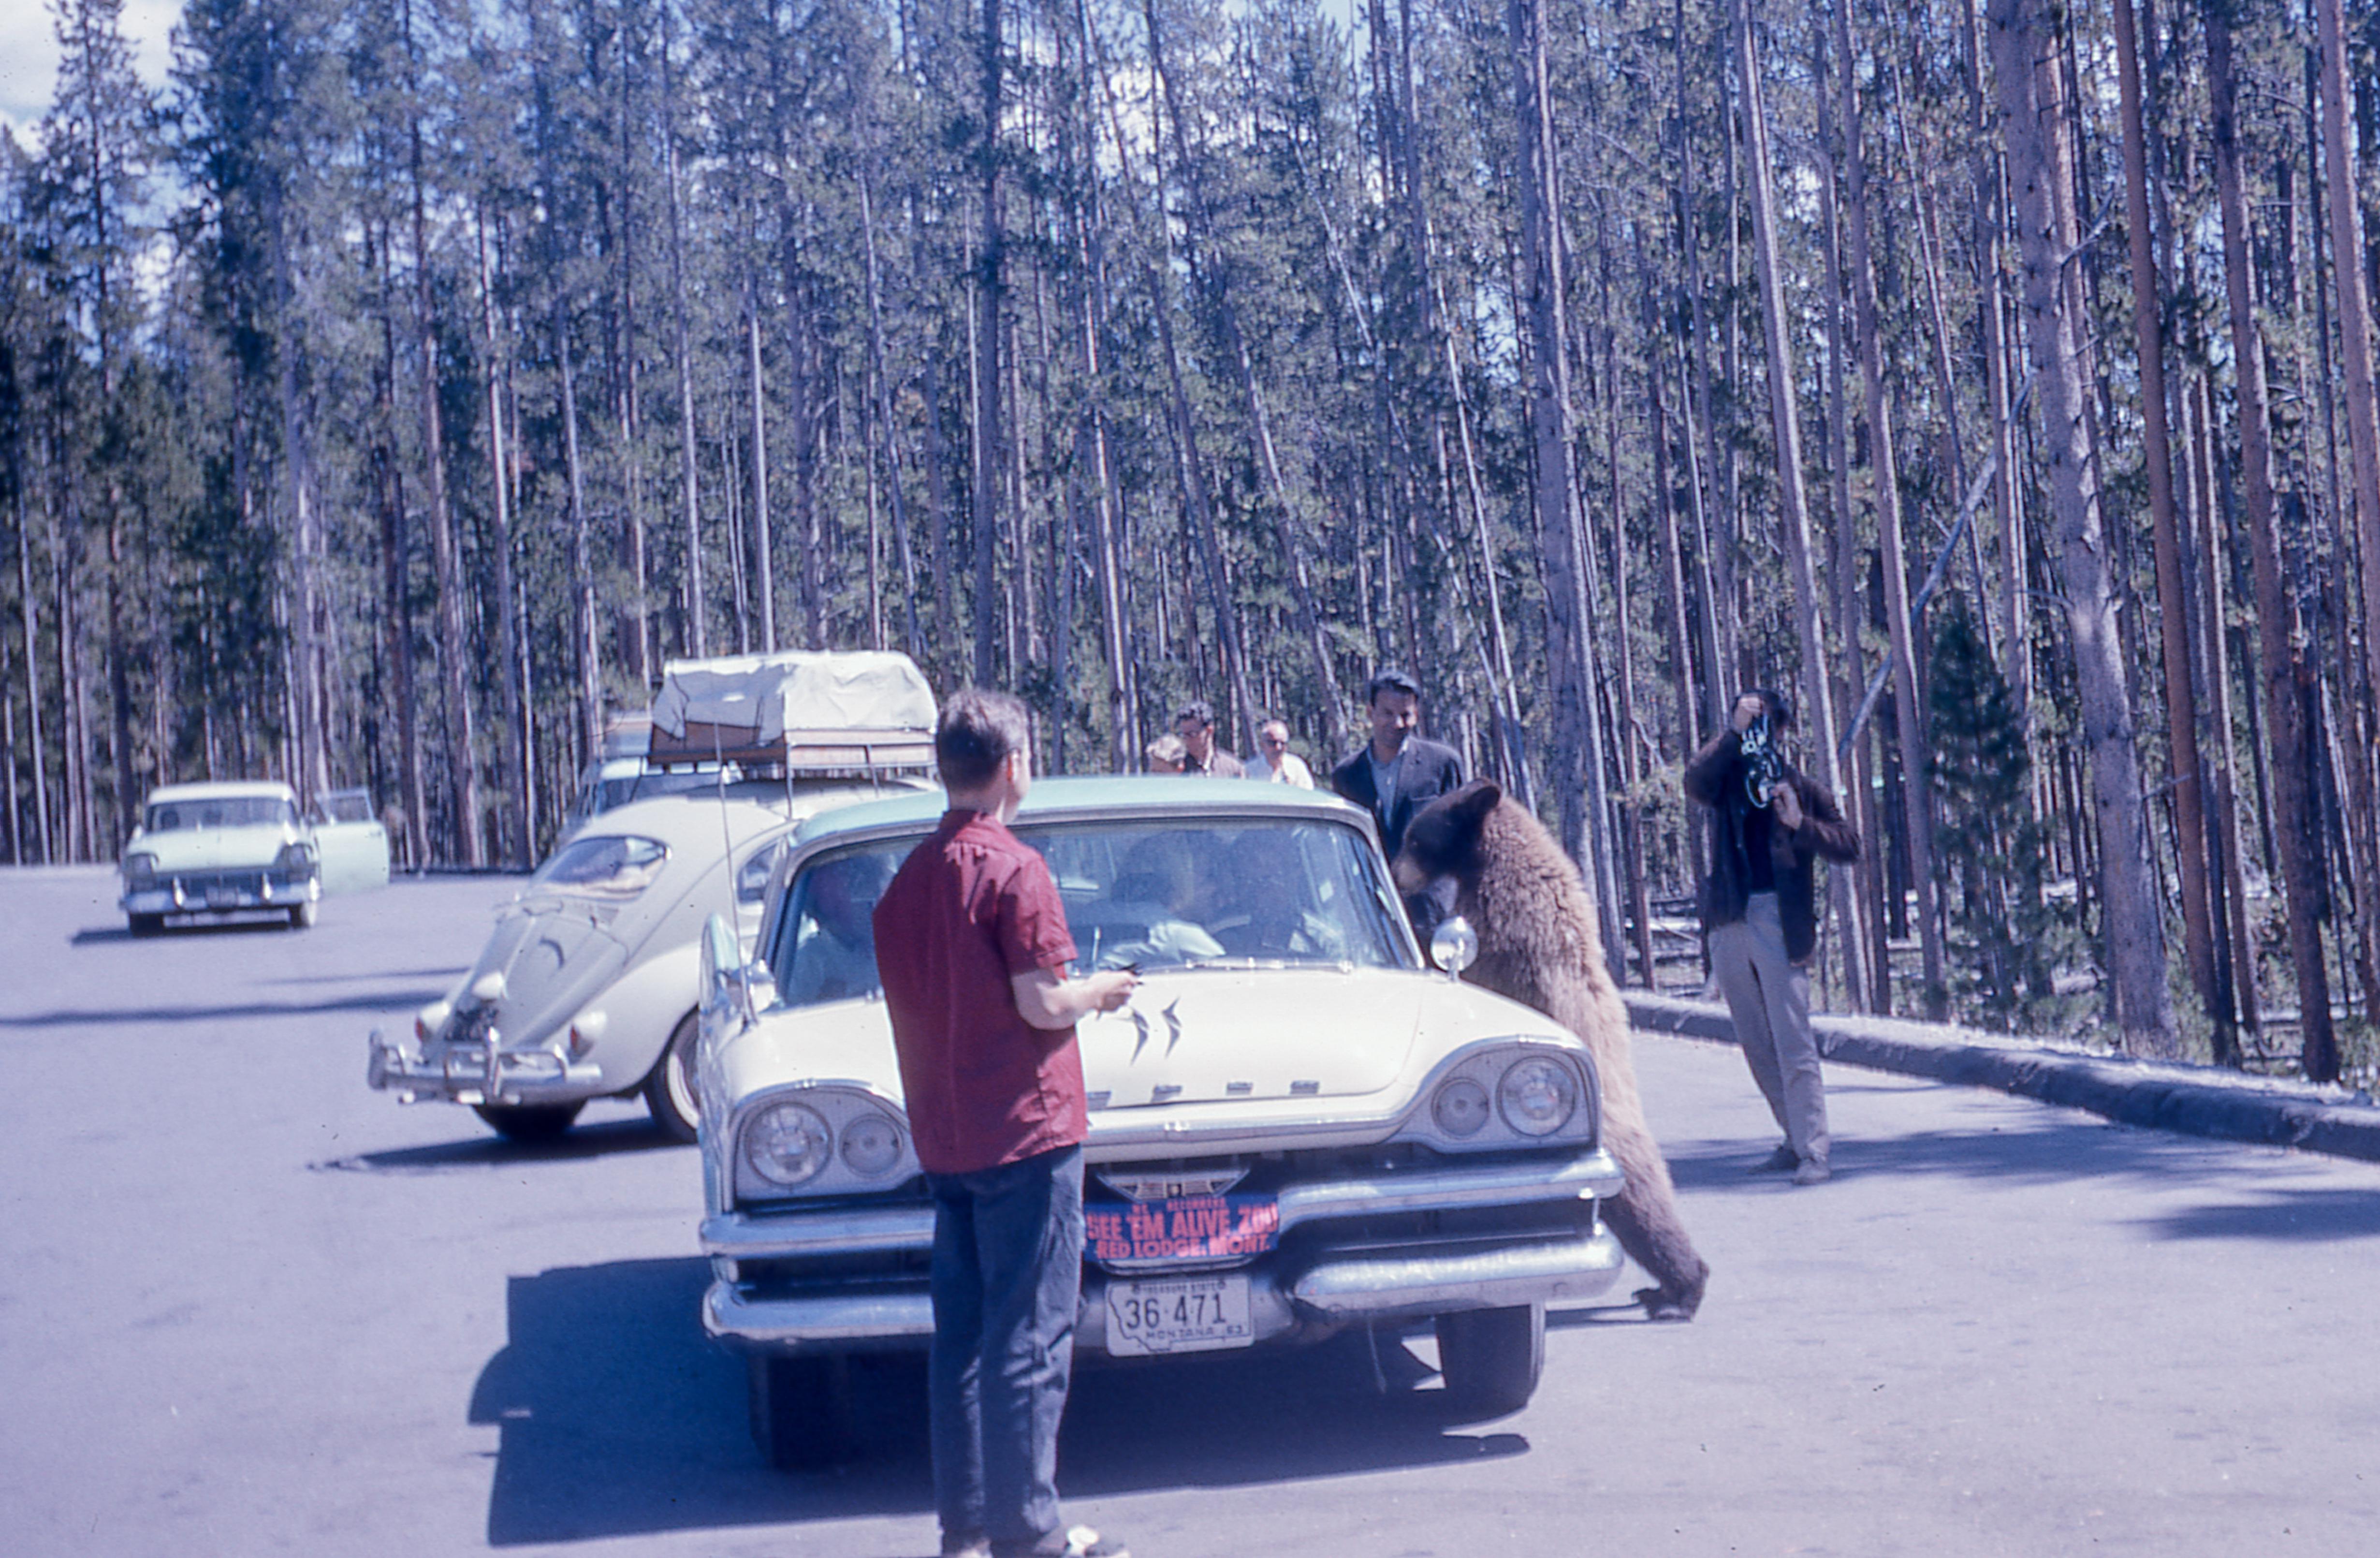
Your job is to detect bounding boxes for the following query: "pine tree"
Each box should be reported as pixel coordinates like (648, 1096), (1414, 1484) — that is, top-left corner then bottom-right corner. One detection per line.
(1928, 590), (2080, 1034)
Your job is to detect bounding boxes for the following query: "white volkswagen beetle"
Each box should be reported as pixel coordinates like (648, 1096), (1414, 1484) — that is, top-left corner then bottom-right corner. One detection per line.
(369, 648), (937, 1143)
(119, 779), (389, 934)
(696, 778), (1628, 1468)
(368, 784), (910, 1142)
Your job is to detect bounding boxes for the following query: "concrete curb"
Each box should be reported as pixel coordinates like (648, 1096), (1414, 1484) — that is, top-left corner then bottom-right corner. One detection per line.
(1623, 992), (2380, 1165)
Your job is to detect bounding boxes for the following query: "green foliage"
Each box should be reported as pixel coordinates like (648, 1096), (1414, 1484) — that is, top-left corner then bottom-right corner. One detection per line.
(1927, 589), (2087, 1037)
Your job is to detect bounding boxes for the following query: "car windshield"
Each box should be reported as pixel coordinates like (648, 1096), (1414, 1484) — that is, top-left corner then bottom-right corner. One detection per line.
(530, 834), (671, 898)
(146, 796), (297, 831)
(766, 816), (1414, 1010)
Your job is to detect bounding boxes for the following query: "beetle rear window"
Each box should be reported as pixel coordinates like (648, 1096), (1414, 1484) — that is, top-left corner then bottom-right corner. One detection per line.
(533, 835), (671, 897)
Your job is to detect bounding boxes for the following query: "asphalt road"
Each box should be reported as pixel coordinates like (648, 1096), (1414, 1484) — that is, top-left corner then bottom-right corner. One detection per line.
(3, 867), (2376, 1558)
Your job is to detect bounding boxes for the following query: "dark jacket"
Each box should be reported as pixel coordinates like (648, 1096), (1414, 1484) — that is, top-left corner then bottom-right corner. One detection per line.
(1331, 735), (1466, 862)
(1683, 730), (1859, 964)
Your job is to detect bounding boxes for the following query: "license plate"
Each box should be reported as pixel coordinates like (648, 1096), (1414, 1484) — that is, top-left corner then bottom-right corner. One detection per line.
(442, 1046), (487, 1082)
(1104, 1274), (1253, 1357)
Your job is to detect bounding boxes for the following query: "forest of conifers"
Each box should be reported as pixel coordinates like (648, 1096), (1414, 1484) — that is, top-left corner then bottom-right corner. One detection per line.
(3, 0), (2379, 1077)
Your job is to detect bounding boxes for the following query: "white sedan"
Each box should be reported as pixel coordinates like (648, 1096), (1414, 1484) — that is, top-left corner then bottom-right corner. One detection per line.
(696, 778), (1627, 1468)
(118, 780), (389, 934)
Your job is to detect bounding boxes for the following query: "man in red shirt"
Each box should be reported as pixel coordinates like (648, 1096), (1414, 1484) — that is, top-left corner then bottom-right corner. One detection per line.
(874, 690), (1136, 1558)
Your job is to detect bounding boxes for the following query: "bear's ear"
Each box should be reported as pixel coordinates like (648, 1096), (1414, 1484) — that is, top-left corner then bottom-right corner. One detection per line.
(1452, 779), (1502, 822)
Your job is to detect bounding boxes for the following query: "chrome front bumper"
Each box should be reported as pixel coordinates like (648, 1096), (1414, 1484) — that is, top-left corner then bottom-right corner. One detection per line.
(122, 874), (317, 914)
(702, 1149), (1627, 1356)
(365, 1030), (604, 1108)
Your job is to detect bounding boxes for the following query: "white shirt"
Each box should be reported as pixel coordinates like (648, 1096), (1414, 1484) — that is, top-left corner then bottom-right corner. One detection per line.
(1247, 750), (1314, 788)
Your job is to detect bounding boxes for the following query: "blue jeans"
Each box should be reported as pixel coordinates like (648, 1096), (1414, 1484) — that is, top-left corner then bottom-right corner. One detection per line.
(926, 1143), (1084, 1554)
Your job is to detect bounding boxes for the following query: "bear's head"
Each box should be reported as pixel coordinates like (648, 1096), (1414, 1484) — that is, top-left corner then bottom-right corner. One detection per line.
(1392, 779), (1502, 895)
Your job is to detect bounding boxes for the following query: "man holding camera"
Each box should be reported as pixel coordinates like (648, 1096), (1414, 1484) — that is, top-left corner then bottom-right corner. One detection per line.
(1684, 689), (1860, 1186)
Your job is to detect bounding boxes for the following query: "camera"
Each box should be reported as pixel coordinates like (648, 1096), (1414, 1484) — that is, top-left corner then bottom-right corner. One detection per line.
(1740, 711), (1786, 809)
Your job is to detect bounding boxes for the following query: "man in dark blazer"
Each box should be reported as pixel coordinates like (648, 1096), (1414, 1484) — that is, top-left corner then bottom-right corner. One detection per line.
(1331, 668), (1465, 931)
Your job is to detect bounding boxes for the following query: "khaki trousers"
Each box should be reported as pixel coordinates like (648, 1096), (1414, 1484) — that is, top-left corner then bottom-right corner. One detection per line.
(1709, 891), (1828, 1166)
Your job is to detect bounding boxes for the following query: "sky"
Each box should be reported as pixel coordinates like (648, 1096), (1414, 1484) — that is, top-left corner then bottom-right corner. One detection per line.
(0, 0), (179, 144)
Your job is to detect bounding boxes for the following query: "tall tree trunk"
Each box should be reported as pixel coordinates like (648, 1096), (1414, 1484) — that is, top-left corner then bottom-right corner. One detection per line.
(560, 312), (601, 757)
(661, 4), (704, 661)
(1990, 0), (2177, 1053)
(2112, 0), (2216, 1044)
(2317, 0), (2380, 1075)
(1741, 0), (1861, 995)
(971, 0), (1004, 687)
(1831, 0), (1932, 1014)
(371, 217), (426, 871)
(860, 168), (920, 661)
(745, 291), (774, 652)
(1510, 0), (1620, 969)
(2209, 4), (2334, 1076)
(15, 484), (49, 863)
(1814, 23), (1879, 1013)
(474, 211), (529, 867)
(404, 0), (480, 867)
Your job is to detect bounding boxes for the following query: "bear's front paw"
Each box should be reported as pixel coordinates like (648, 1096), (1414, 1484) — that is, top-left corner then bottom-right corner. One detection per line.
(1634, 1285), (1699, 1323)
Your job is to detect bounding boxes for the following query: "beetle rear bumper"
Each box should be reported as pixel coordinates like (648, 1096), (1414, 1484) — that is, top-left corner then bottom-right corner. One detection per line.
(366, 1030), (604, 1108)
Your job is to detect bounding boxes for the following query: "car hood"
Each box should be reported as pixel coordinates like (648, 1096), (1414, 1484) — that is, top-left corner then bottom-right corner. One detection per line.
(126, 824), (299, 871)
(715, 966), (1572, 1119)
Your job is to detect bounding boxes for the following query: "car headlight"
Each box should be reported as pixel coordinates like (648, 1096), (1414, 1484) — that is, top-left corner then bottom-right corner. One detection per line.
(1498, 1056), (1578, 1137)
(1431, 1077), (1492, 1136)
(274, 841), (317, 876)
(743, 1101), (833, 1187)
(123, 852), (157, 885)
(838, 1109), (906, 1176)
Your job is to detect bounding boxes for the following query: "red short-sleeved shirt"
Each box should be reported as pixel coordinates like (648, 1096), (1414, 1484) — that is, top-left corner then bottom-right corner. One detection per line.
(872, 809), (1085, 1176)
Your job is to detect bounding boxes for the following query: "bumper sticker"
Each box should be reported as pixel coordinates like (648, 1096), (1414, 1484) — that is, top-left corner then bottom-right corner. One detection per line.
(1087, 1193), (1279, 1262)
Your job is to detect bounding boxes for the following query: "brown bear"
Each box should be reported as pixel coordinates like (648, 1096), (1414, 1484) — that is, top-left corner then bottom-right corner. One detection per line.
(1396, 779), (1710, 1321)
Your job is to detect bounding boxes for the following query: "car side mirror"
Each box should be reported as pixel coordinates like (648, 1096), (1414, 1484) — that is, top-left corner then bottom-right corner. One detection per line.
(701, 912), (774, 1033)
(1430, 915), (1478, 979)
(701, 913), (745, 1024)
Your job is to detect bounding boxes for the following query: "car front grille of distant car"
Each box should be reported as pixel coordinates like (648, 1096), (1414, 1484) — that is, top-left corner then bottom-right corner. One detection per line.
(171, 871), (267, 897)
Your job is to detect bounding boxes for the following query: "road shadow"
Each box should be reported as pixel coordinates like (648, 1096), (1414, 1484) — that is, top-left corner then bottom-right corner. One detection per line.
(313, 1118), (685, 1173)
(1662, 1113), (2243, 1196)
(70, 914), (300, 945)
(472, 1258), (1529, 1546)
(0, 987), (454, 1029)
(267, 966), (469, 986)
(2141, 1188), (2380, 1243)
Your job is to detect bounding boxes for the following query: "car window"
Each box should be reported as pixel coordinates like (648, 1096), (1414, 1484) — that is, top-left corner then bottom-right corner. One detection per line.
(737, 837), (791, 904)
(531, 834), (671, 898)
(317, 791), (375, 825)
(766, 817), (1413, 1011)
(146, 796), (295, 831)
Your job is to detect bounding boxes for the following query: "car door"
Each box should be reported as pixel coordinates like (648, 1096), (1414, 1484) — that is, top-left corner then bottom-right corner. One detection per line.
(312, 789), (392, 895)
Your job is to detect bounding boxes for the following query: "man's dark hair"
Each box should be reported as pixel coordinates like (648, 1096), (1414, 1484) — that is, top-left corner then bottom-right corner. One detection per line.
(1366, 667), (1422, 706)
(937, 689), (1031, 790)
(1748, 687), (1795, 735)
(1176, 698), (1215, 729)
